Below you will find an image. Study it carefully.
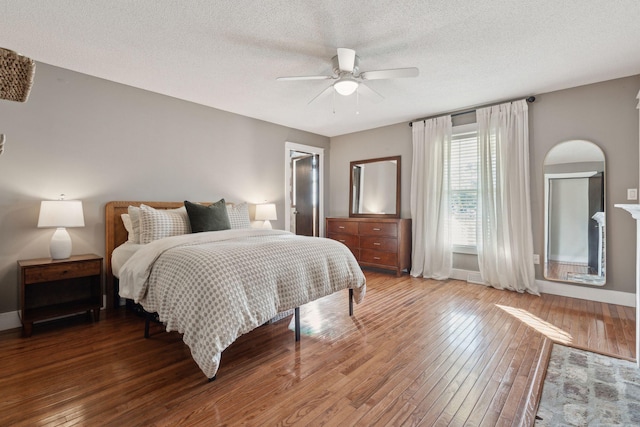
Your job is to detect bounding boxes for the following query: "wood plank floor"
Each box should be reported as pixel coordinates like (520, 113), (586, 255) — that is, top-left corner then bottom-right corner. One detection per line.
(0, 271), (635, 426)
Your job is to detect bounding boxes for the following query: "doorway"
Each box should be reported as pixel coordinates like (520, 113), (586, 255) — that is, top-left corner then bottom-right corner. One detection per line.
(284, 142), (324, 237)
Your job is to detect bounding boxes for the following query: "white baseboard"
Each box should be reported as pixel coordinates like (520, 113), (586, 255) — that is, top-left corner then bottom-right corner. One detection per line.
(451, 268), (635, 307)
(536, 279), (634, 307)
(0, 311), (21, 332)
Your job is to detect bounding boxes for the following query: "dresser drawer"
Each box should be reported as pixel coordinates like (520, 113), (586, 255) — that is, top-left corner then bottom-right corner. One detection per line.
(359, 222), (398, 237)
(24, 260), (102, 284)
(360, 249), (397, 267)
(328, 233), (359, 249)
(360, 236), (398, 252)
(327, 220), (359, 234)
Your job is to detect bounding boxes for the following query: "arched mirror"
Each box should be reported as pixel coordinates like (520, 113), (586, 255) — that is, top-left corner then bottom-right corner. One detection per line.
(544, 140), (605, 285)
(349, 156), (401, 218)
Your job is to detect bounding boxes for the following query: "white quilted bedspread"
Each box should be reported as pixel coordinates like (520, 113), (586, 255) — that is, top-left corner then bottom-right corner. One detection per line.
(119, 229), (366, 378)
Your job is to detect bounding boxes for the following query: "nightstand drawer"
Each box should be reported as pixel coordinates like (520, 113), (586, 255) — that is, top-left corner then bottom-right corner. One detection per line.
(24, 260), (101, 284)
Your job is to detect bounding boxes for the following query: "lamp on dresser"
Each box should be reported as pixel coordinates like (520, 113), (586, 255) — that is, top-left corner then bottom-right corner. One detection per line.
(255, 203), (277, 229)
(37, 195), (85, 259)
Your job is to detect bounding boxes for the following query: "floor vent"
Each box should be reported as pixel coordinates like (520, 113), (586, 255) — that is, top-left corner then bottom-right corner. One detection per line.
(467, 272), (485, 285)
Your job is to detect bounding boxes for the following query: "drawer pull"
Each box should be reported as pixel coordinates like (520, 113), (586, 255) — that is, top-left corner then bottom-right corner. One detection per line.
(373, 242), (381, 246)
(338, 239), (346, 243)
(373, 228), (381, 231)
(338, 226), (345, 229)
(373, 257), (381, 260)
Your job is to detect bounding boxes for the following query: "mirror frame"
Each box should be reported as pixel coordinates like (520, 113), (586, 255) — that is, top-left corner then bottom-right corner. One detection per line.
(349, 155), (401, 219)
(543, 140), (606, 286)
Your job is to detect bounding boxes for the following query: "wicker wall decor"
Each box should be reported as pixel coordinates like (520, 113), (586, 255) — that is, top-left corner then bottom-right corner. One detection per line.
(0, 47), (36, 102)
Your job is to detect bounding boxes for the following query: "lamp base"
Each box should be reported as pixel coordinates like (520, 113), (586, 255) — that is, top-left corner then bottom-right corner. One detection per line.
(262, 220), (273, 229)
(50, 227), (72, 259)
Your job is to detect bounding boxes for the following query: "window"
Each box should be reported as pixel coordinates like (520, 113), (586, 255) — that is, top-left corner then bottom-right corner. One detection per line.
(450, 123), (478, 252)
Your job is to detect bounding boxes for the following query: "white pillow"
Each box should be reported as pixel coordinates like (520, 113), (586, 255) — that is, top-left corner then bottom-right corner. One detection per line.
(227, 202), (251, 229)
(127, 206), (141, 244)
(121, 213), (135, 243)
(138, 204), (191, 244)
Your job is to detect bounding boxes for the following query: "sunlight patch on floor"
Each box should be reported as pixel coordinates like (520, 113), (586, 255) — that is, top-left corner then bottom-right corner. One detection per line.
(496, 304), (573, 344)
(289, 303), (325, 337)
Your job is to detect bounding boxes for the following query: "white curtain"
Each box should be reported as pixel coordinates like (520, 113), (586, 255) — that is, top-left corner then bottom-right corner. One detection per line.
(410, 116), (452, 279)
(476, 100), (538, 294)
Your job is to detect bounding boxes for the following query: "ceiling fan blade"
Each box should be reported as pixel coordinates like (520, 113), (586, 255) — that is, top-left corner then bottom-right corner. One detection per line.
(360, 67), (419, 80)
(357, 83), (384, 103)
(337, 48), (356, 72)
(277, 75), (333, 81)
(308, 85), (334, 105)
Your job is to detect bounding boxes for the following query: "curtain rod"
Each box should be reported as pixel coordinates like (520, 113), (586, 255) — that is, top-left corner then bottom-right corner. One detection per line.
(409, 96), (536, 127)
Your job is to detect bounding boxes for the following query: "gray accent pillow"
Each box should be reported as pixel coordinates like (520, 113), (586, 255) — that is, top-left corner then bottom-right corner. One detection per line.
(185, 199), (231, 233)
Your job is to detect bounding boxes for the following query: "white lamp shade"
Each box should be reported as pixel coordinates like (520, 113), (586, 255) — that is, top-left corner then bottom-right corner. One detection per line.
(334, 78), (359, 96)
(38, 200), (85, 228)
(255, 203), (277, 221)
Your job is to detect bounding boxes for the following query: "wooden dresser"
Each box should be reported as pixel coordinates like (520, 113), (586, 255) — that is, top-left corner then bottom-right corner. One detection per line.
(326, 217), (411, 276)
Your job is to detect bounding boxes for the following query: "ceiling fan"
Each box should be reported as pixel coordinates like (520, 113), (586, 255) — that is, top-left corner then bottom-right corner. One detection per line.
(277, 48), (419, 104)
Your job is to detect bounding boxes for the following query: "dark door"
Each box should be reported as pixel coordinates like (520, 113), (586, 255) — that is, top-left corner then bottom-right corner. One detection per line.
(587, 173), (604, 273)
(294, 155), (318, 236)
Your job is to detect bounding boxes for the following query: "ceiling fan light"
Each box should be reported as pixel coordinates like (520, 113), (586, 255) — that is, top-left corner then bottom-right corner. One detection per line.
(334, 78), (359, 96)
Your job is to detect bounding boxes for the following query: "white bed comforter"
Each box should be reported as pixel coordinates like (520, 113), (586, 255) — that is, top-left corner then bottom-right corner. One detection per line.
(119, 228), (366, 378)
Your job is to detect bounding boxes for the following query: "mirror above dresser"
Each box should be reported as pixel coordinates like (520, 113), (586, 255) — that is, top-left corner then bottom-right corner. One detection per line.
(349, 156), (401, 218)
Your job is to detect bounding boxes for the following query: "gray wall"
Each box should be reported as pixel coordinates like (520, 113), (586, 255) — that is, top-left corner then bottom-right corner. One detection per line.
(530, 75), (640, 293)
(329, 74), (640, 294)
(0, 63), (330, 314)
(330, 123), (413, 218)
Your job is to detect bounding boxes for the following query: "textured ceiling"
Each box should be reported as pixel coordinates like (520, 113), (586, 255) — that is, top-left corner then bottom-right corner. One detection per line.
(1, 1), (640, 137)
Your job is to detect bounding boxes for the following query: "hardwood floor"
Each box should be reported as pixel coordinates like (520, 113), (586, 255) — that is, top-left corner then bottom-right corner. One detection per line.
(0, 271), (635, 426)
(545, 260), (591, 281)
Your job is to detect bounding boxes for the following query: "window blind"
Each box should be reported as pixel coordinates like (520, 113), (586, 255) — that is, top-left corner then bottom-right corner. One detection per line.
(450, 127), (478, 248)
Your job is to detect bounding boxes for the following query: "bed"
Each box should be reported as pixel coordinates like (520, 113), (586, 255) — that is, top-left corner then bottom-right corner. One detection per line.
(104, 201), (366, 379)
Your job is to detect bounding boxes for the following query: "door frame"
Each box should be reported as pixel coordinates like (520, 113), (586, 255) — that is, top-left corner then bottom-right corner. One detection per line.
(284, 142), (325, 237)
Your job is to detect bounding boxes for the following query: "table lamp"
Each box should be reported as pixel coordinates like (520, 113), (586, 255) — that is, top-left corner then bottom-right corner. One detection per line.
(37, 196), (85, 259)
(255, 203), (277, 229)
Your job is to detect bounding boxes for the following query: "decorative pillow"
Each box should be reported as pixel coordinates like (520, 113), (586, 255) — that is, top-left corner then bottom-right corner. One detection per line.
(138, 204), (191, 244)
(121, 213), (135, 243)
(127, 206), (141, 244)
(185, 199), (231, 233)
(227, 202), (251, 229)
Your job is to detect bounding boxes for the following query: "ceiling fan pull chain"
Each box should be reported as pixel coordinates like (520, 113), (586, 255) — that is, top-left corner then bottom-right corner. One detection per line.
(356, 89), (360, 115)
(332, 90), (336, 114)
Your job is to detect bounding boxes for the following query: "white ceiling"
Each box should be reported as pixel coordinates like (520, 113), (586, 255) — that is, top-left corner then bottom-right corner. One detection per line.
(2, 1), (640, 137)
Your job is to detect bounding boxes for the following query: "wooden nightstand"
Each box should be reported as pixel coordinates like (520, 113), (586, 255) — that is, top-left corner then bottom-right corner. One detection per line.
(18, 254), (103, 337)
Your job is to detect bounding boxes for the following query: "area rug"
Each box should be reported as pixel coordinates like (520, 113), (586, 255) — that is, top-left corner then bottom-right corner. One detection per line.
(535, 344), (640, 426)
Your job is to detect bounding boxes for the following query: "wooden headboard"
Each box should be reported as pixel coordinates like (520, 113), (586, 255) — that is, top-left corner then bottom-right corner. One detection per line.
(104, 201), (190, 309)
